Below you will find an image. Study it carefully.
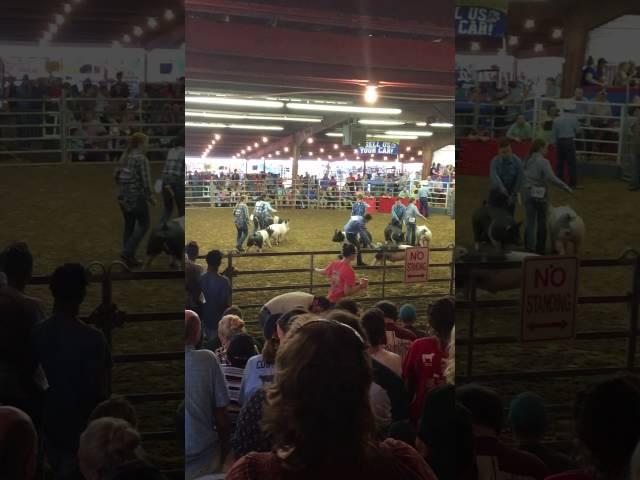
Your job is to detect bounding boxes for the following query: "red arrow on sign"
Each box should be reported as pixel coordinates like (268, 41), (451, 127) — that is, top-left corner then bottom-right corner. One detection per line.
(528, 320), (568, 331)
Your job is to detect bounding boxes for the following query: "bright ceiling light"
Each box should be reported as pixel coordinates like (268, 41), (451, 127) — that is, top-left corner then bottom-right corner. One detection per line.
(369, 134), (418, 140)
(287, 102), (401, 115)
(333, 144), (339, 149)
(262, 137), (268, 143)
(214, 134), (221, 140)
(429, 122), (454, 128)
(275, 151), (280, 155)
(319, 148), (325, 153)
(358, 119), (405, 125)
(509, 36), (519, 46)
(534, 43), (544, 52)
(63, 3), (72, 13)
(364, 85), (378, 104)
(416, 122), (427, 127)
(307, 138), (314, 144)
(552, 28), (563, 39)
(308, 152), (313, 156)
(247, 146), (252, 151)
(133, 26), (144, 37)
(186, 96), (284, 109)
(418, 150), (423, 155)
(185, 122), (284, 131)
(326, 132), (343, 137)
(340, 152), (345, 157)
(254, 142), (259, 147)
(284, 147), (289, 152)
(524, 19), (535, 29)
(123, 34), (131, 43)
(55, 14), (65, 25)
(147, 17), (158, 29)
(386, 130), (433, 137)
(184, 111), (320, 123)
(164, 9), (175, 21)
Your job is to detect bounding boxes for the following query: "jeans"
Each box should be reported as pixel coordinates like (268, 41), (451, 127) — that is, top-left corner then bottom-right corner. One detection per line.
(160, 180), (185, 224)
(346, 232), (365, 265)
(121, 196), (150, 259)
(524, 197), (548, 254)
(556, 138), (577, 187)
(418, 197), (429, 217)
(406, 223), (417, 246)
(631, 153), (640, 189)
(235, 223), (248, 249)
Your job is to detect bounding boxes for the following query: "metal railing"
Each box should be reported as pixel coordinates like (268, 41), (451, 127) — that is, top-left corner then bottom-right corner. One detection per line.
(185, 178), (455, 213)
(0, 94), (183, 164)
(456, 254), (640, 384)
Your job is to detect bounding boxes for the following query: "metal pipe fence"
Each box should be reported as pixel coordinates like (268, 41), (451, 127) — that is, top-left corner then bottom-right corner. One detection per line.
(0, 94), (182, 163)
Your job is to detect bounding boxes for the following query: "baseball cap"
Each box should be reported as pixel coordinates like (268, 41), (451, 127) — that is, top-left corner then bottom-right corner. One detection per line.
(227, 334), (257, 368)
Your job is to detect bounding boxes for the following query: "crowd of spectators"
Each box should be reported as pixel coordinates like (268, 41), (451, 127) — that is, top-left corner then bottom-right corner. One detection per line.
(183, 244), (455, 478)
(0, 241), (168, 479)
(0, 73), (184, 162)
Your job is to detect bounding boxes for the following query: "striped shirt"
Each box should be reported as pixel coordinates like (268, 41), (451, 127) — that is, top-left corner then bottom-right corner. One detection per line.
(233, 203), (250, 226)
(162, 146), (184, 181)
(115, 149), (153, 209)
(221, 364), (245, 429)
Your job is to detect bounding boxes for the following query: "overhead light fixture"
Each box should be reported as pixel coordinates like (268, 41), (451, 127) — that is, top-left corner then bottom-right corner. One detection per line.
(186, 96), (284, 109)
(370, 134), (418, 140)
(358, 119), (405, 126)
(63, 3), (72, 13)
(524, 19), (535, 29)
(308, 152), (313, 156)
(164, 9), (175, 21)
(247, 146), (252, 151)
(552, 28), (563, 39)
(276, 150), (280, 155)
(253, 142), (258, 148)
(429, 122), (453, 128)
(326, 132), (343, 137)
(340, 152), (345, 157)
(418, 150), (423, 155)
(147, 17), (158, 29)
(54, 14), (65, 25)
(287, 103), (402, 115)
(307, 138), (314, 144)
(509, 36), (519, 46)
(262, 137), (268, 143)
(284, 147), (289, 152)
(471, 42), (481, 52)
(184, 111), (321, 123)
(364, 84), (378, 104)
(534, 43), (544, 52)
(185, 122), (284, 131)
(416, 122), (427, 127)
(319, 148), (325, 153)
(214, 134), (221, 140)
(386, 130), (433, 137)
(333, 144), (339, 150)
(123, 34), (131, 43)
(133, 26), (144, 37)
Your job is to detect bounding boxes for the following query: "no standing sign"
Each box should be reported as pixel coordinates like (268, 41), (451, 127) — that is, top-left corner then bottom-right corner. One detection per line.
(404, 247), (429, 283)
(520, 256), (579, 342)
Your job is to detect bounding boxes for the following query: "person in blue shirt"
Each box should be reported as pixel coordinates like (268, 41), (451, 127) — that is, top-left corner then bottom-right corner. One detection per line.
(351, 193), (368, 218)
(417, 182), (430, 218)
(391, 197), (406, 229)
(404, 198), (427, 246)
(344, 213), (373, 266)
(489, 139), (524, 216)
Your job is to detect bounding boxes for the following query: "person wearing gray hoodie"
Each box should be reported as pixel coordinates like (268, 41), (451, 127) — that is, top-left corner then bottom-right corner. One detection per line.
(521, 139), (572, 254)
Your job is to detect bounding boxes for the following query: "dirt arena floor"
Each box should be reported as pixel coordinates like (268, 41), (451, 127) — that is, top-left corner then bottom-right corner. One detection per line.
(0, 164), (183, 470)
(186, 207), (456, 334)
(455, 174), (639, 443)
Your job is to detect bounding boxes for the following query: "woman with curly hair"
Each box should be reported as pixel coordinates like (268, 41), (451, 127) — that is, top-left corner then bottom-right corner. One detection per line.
(226, 319), (435, 479)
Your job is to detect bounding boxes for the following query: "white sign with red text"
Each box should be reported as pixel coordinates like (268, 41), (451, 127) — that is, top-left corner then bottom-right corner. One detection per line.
(404, 247), (429, 283)
(520, 256), (578, 342)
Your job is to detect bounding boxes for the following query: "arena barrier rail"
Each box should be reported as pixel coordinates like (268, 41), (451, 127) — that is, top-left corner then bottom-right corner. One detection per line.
(185, 178), (455, 214)
(0, 95), (183, 164)
(197, 246), (456, 320)
(28, 261), (184, 451)
(456, 96), (635, 169)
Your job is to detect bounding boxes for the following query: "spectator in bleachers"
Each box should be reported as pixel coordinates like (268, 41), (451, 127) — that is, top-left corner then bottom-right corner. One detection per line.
(362, 308), (402, 376)
(32, 263), (111, 478)
(375, 300), (416, 361)
(588, 90), (614, 153)
(110, 72), (130, 99)
(226, 319), (436, 480)
(457, 384), (549, 480)
(613, 62), (633, 86)
(0, 405), (38, 480)
(185, 241), (203, 314)
(489, 138), (524, 216)
(403, 297), (454, 424)
(549, 376), (640, 480)
(88, 395), (138, 429)
(629, 107), (640, 191)
(185, 309), (231, 478)
(543, 78), (561, 99)
(552, 102), (581, 188)
(213, 315), (253, 365)
(256, 291), (330, 329)
(78, 417), (166, 480)
(198, 250), (231, 342)
(508, 392), (575, 475)
(468, 126), (491, 142)
(334, 297), (362, 316)
(582, 56), (605, 88)
(400, 304), (425, 338)
(114, 132), (155, 268)
(222, 333), (259, 430)
(506, 114), (534, 142)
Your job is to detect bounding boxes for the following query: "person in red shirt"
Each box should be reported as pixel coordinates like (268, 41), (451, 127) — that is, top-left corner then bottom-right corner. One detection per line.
(321, 244), (368, 304)
(403, 297), (454, 423)
(226, 319), (436, 480)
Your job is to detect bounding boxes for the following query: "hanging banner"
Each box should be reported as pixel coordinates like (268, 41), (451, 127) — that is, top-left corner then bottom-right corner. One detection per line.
(455, 0), (509, 38)
(358, 141), (399, 155)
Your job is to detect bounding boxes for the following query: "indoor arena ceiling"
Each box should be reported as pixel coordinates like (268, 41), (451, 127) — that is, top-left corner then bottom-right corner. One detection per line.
(0, 0), (185, 47)
(185, 0), (455, 160)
